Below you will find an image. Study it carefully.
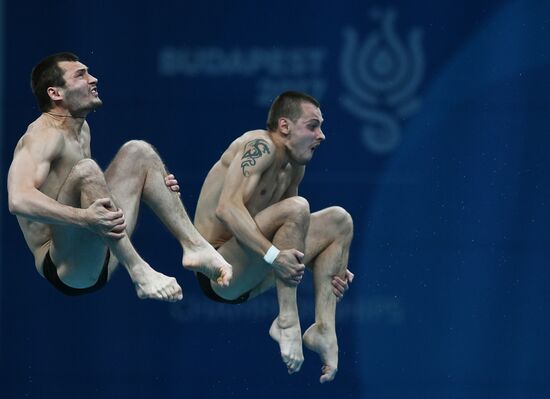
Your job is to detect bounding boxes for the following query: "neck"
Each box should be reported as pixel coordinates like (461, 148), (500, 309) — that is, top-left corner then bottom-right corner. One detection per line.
(268, 130), (291, 167)
(43, 110), (87, 134)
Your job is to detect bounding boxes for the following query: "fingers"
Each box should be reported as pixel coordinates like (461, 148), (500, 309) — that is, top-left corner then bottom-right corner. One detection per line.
(95, 207), (127, 238)
(332, 276), (348, 290)
(282, 271), (304, 286)
(331, 275), (348, 300)
(330, 270), (354, 301)
(106, 230), (126, 240)
(110, 221), (126, 234)
(105, 217), (126, 239)
(293, 250), (305, 262)
(91, 198), (121, 217)
(164, 174), (180, 193)
(105, 211), (125, 228)
(95, 197), (113, 208)
(109, 214), (125, 225)
(277, 271), (300, 286)
(274, 250), (306, 286)
(283, 277), (300, 286)
(287, 264), (305, 285)
(104, 208), (124, 221)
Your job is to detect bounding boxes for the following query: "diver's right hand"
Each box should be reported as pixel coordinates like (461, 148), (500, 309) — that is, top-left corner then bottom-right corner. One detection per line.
(272, 249), (306, 286)
(84, 198), (126, 239)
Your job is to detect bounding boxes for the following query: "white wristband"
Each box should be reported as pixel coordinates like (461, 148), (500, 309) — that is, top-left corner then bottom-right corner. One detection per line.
(263, 245), (280, 264)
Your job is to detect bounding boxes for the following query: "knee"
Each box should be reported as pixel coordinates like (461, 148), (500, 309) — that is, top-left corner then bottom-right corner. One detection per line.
(72, 159), (103, 183)
(119, 140), (159, 163)
(327, 206), (354, 238)
(283, 196), (310, 222)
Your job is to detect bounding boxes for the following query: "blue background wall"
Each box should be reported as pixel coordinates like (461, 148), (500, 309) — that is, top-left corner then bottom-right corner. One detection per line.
(1, 1), (549, 398)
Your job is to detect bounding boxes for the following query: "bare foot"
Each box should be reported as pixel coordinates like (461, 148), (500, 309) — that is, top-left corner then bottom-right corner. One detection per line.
(269, 317), (304, 374)
(130, 263), (183, 302)
(182, 242), (232, 286)
(303, 323), (339, 383)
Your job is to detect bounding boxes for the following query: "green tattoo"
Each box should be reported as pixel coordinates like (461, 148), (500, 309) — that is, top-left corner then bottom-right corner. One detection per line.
(241, 139), (271, 176)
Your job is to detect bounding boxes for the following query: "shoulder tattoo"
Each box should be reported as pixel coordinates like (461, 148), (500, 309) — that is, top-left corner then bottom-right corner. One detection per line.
(241, 139), (271, 176)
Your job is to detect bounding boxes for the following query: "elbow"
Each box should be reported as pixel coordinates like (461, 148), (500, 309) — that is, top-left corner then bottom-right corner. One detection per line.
(8, 189), (30, 216)
(215, 203), (230, 224)
(8, 195), (22, 215)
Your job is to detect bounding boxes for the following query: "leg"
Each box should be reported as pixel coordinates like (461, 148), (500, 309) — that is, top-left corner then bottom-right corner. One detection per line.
(52, 158), (182, 301)
(213, 196), (310, 374)
(302, 207), (354, 383)
(268, 197), (310, 375)
(104, 141), (231, 285)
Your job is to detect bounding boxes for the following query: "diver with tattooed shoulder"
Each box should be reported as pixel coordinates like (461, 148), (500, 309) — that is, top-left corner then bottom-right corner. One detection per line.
(194, 91), (354, 383)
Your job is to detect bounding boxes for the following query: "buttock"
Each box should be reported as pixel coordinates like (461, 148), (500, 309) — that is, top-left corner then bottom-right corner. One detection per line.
(195, 272), (250, 304)
(42, 250), (110, 296)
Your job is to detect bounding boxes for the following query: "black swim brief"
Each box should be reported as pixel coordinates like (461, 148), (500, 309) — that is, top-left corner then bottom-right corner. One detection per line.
(43, 250), (110, 296)
(196, 272), (250, 304)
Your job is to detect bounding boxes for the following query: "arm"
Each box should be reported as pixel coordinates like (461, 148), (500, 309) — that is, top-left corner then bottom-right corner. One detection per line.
(8, 130), (86, 226)
(215, 138), (305, 284)
(215, 138), (275, 257)
(7, 130), (124, 237)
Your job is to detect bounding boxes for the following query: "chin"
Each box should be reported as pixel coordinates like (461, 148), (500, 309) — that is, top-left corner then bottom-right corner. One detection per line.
(289, 150), (314, 165)
(293, 157), (311, 166)
(88, 99), (103, 110)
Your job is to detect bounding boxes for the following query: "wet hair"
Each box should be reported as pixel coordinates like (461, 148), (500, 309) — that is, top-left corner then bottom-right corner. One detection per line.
(30, 52), (79, 112)
(266, 91), (320, 131)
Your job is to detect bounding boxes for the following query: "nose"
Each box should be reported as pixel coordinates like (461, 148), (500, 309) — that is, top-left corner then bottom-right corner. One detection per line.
(318, 128), (326, 141)
(88, 73), (98, 84)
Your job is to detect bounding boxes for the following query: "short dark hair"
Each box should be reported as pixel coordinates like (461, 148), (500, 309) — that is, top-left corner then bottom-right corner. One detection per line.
(266, 91), (320, 131)
(30, 52), (79, 112)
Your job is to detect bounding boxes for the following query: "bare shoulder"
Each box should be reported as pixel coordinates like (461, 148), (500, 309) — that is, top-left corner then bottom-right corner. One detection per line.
(221, 129), (273, 164)
(15, 120), (65, 159)
(240, 129), (273, 147)
(229, 130), (272, 149)
(241, 132), (275, 164)
(239, 131), (276, 177)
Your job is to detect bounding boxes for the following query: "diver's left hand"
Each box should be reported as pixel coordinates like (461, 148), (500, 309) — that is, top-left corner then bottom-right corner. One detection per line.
(332, 269), (354, 302)
(165, 174), (180, 194)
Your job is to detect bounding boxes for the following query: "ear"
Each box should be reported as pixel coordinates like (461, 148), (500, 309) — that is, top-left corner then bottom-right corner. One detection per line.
(47, 86), (63, 102)
(278, 117), (290, 135)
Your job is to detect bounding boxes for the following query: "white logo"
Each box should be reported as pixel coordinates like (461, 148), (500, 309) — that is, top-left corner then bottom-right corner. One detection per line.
(158, 46), (328, 106)
(340, 8), (425, 154)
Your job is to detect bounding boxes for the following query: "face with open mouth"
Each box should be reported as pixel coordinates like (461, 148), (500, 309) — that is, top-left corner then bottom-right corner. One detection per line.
(286, 102), (326, 165)
(58, 60), (103, 114)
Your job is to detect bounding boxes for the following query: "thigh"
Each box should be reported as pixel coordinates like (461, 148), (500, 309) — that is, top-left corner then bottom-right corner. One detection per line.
(49, 163), (110, 283)
(104, 145), (146, 236)
(303, 208), (341, 266)
(212, 198), (305, 299)
(214, 237), (272, 299)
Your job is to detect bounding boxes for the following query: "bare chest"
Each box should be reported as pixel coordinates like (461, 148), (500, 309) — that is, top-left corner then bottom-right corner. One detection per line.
(247, 167), (293, 215)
